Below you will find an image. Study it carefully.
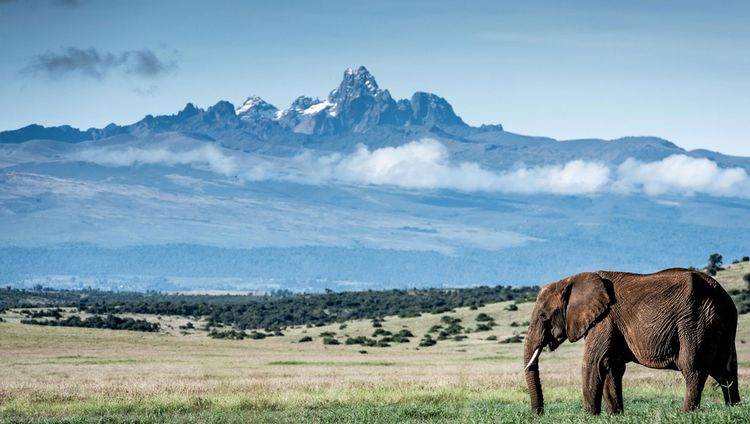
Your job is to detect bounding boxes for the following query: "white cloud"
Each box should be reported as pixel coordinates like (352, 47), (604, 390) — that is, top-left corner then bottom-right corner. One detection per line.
(320, 139), (610, 195)
(615, 155), (750, 198)
(74, 145), (237, 176)
(70, 139), (750, 198)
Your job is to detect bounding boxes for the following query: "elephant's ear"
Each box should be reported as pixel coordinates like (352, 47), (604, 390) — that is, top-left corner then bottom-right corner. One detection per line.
(565, 273), (610, 342)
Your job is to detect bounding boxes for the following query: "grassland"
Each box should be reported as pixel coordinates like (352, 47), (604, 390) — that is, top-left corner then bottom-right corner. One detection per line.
(1, 264), (750, 423)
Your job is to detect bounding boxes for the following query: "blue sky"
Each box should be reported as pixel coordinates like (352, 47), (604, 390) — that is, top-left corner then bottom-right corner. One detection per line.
(1, 0), (749, 155)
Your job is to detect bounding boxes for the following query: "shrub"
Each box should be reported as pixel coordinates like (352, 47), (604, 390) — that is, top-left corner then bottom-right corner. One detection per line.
(319, 331), (336, 337)
(339, 324), (348, 330)
(452, 335), (468, 341)
(345, 336), (377, 346)
(486, 335), (497, 341)
(428, 325), (442, 333)
(208, 329), (247, 340)
(322, 337), (340, 345)
(396, 329), (414, 338)
(440, 316), (461, 325)
(743, 273), (750, 291)
(398, 311), (421, 318)
(742, 256), (749, 262)
(505, 303), (519, 311)
(372, 328), (392, 337)
(499, 334), (524, 344)
(248, 331), (267, 339)
(298, 336), (313, 343)
(376, 340), (391, 347)
(475, 323), (493, 332)
(419, 335), (436, 347)
(475, 313), (493, 322)
(22, 314), (160, 333)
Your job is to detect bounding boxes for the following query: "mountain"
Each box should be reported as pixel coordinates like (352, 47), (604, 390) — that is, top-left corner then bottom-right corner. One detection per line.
(1, 66), (749, 292)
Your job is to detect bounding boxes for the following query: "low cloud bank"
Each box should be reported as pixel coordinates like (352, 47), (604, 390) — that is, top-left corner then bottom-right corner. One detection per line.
(74, 145), (237, 175)
(72, 139), (750, 198)
(615, 155), (750, 198)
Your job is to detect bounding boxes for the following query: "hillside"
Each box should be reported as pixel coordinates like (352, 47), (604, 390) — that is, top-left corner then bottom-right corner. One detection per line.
(716, 260), (750, 291)
(1, 67), (749, 290)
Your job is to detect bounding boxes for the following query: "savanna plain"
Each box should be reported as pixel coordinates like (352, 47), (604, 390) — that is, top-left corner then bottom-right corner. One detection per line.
(2, 264), (750, 423)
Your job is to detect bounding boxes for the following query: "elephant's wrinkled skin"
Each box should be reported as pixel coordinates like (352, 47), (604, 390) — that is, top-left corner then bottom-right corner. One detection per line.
(523, 268), (740, 415)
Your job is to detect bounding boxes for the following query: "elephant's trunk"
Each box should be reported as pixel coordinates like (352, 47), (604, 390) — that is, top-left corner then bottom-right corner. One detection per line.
(523, 318), (545, 415)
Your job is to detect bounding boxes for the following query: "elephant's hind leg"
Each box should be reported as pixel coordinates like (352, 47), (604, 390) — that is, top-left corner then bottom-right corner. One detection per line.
(682, 369), (708, 412)
(603, 362), (625, 414)
(710, 345), (741, 406)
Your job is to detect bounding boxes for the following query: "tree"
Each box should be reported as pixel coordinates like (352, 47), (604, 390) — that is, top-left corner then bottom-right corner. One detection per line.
(706, 253), (723, 276)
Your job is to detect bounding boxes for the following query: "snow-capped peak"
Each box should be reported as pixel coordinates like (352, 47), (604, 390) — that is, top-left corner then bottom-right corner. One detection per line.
(236, 95), (278, 121)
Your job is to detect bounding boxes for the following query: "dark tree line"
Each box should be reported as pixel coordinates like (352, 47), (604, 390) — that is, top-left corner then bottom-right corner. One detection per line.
(21, 314), (160, 332)
(2, 285), (539, 330)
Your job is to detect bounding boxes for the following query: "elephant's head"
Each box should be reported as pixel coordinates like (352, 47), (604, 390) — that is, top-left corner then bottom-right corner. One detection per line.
(523, 272), (611, 414)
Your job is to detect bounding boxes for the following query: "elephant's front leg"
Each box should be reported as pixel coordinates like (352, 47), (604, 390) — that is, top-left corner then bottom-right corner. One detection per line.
(581, 359), (604, 414)
(603, 362), (625, 414)
(581, 339), (607, 415)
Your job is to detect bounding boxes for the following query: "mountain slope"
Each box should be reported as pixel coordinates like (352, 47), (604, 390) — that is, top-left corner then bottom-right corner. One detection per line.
(0, 66), (748, 291)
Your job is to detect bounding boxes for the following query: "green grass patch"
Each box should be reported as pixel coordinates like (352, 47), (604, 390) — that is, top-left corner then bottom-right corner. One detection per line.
(471, 355), (516, 361)
(267, 360), (397, 366)
(2, 394), (749, 424)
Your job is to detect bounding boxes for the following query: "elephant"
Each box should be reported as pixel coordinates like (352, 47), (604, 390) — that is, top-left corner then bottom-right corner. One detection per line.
(523, 268), (740, 415)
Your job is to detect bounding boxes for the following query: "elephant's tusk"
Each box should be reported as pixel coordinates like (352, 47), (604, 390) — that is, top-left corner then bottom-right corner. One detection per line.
(524, 348), (541, 371)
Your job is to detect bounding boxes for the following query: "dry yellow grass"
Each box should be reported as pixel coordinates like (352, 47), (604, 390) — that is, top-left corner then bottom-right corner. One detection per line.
(1, 269), (748, 422)
(717, 261), (750, 291)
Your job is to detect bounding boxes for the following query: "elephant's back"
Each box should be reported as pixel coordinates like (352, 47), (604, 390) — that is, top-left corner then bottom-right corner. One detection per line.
(606, 268), (737, 369)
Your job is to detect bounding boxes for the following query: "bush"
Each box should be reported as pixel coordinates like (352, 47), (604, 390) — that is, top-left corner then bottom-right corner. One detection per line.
(499, 334), (524, 344)
(396, 329), (414, 338)
(339, 323), (348, 330)
(375, 340), (391, 347)
(742, 256), (749, 262)
(345, 336), (376, 346)
(419, 335), (436, 347)
(21, 314), (160, 333)
(743, 273), (750, 291)
(208, 329), (247, 340)
(440, 316), (461, 325)
(298, 336), (313, 343)
(391, 334), (411, 343)
(248, 331), (267, 339)
(475, 313), (493, 322)
(319, 331), (336, 337)
(475, 323), (493, 332)
(505, 303), (519, 311)
(486, 335), (497, 341)
(322, 337), (340, 345)
(372, 328), (392, 337)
